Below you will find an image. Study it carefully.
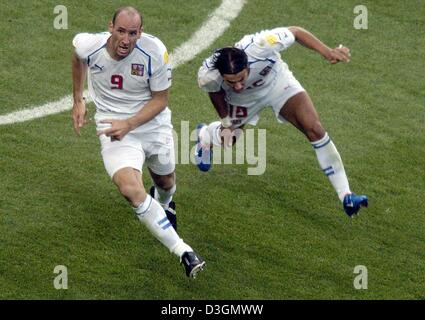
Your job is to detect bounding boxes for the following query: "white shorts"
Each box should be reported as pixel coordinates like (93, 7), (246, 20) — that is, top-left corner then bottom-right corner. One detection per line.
(229, 70), (305, 127)
(98, 125), (175, 179)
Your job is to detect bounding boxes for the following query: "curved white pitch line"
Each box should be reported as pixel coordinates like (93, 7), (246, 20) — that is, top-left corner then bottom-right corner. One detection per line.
(0, 0), (246, 126)
(169, 0), (246, 67)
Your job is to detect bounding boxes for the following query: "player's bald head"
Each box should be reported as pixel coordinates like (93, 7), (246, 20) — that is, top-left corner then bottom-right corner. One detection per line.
(112, 6), (143, 28)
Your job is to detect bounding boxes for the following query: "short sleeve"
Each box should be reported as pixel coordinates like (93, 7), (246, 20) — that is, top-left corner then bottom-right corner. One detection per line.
(264, 27), (296, 51)
(244, 27), (296, 59)
(197, 58), (223, 92)
(72, 32), (108, 61)
(149, 41), (172, 92)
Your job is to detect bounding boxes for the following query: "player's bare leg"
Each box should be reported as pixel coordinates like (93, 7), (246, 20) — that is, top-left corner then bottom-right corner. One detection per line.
(149, 170), (175, 191)
(280, 92), (368, 216)
(112, 167), (146, 206)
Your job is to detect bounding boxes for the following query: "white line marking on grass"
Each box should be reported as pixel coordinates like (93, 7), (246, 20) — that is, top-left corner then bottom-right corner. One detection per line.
(0, 0), (246, 126)
(0, 95), (76, 126)
(169, 0), (246, 67)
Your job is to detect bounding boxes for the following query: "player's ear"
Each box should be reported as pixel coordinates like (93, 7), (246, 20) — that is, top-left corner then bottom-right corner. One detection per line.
(139, 26), (144, 35)
(108, 21), (114, 33)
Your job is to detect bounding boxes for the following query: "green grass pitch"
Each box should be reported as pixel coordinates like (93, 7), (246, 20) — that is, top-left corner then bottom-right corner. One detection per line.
(0, 0), (424, 299)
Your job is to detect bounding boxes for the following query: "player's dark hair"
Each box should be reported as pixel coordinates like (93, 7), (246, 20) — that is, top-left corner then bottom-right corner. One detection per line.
(211, 47), (248, 75)
(112, 6), (143, 27)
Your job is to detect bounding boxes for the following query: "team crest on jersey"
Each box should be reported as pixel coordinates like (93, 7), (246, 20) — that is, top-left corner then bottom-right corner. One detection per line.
(131, 64), (144, 76)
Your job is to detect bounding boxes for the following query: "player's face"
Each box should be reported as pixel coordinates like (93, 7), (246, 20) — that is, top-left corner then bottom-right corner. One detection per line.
(223, 68), (249, 93)
(108, 13), (142, 60)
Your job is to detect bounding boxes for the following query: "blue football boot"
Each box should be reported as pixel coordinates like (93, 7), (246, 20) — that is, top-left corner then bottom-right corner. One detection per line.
(343, 193), (368, 217)
(194, 123), (213, 172)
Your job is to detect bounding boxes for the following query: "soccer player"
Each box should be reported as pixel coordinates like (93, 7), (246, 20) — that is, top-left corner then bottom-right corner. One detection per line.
(71, 6), (205, 278)
(196, 26), (368, 217)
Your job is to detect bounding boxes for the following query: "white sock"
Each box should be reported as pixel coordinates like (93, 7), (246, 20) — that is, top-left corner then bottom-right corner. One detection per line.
(134, 195), (192, 257)
(312, 133), (351, 202)
(200, 121), (222, 147)
(153, 184), (176, 208)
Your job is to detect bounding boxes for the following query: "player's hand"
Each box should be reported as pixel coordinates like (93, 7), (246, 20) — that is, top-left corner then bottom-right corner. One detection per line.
(97, 119), (132, 141)
(72, 98), (87, 136)
(325, 44), (351, 64)
(220, 125), (244, 149)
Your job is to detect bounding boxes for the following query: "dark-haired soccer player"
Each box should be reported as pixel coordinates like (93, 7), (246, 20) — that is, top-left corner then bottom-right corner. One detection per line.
(196, 26), (368, 217)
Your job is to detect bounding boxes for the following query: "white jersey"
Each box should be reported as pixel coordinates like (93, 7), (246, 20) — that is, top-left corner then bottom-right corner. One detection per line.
(198, 27), (296, 108)
(72, 31), (172, 131)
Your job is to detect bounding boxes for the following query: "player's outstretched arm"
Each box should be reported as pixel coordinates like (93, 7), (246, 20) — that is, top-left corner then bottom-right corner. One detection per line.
(288, 26), (351, 64)
(71, 52), (88, 136)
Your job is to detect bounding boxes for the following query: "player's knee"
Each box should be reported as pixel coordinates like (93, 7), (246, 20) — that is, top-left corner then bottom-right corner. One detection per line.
(154, 173), (175, 191)
(117, 183), (144, 204)
(304, 121), (326, 142)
